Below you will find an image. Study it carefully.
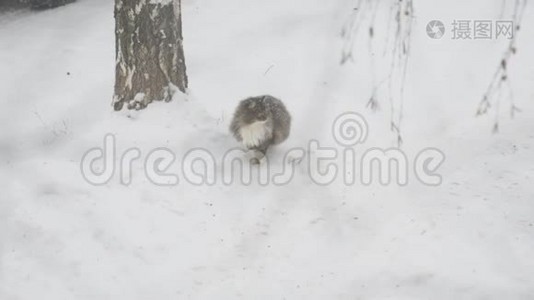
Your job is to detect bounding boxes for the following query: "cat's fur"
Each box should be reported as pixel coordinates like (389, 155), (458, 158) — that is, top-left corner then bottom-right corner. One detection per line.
(230, 95), (291, 163)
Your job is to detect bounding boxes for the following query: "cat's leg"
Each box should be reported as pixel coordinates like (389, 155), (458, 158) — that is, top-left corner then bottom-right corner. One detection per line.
(249, 140), (271, 165)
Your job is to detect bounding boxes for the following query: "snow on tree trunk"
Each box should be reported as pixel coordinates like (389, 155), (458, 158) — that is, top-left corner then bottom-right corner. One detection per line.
(113, 0), (188, 111)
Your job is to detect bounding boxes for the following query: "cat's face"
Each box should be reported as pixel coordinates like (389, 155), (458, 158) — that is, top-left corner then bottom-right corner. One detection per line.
(241, 99), (269, 124)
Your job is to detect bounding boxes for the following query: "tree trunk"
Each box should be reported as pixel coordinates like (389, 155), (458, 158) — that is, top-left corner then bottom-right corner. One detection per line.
(113, 0), (188, 111)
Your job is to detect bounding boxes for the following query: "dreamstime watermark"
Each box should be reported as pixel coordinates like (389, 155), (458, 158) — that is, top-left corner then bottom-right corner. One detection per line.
(80, 112), (445, 187)
(426, 19), (514, 40)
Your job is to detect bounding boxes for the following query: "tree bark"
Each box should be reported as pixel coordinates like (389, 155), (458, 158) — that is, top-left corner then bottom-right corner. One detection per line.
(113, 0), (188, 111)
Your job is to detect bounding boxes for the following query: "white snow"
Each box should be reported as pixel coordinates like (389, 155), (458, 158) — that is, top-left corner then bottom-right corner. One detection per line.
(1, 0), (534, 298)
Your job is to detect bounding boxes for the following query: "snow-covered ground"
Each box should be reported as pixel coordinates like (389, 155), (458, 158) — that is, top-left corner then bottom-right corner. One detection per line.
(1, 0), (534, 298)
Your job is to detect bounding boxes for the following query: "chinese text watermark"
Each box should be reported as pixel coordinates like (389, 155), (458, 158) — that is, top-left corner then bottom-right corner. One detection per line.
(426, 19), (514, 40)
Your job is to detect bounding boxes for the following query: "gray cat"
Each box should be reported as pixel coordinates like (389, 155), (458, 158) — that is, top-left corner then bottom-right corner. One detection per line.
(230, 95), (291, 163)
